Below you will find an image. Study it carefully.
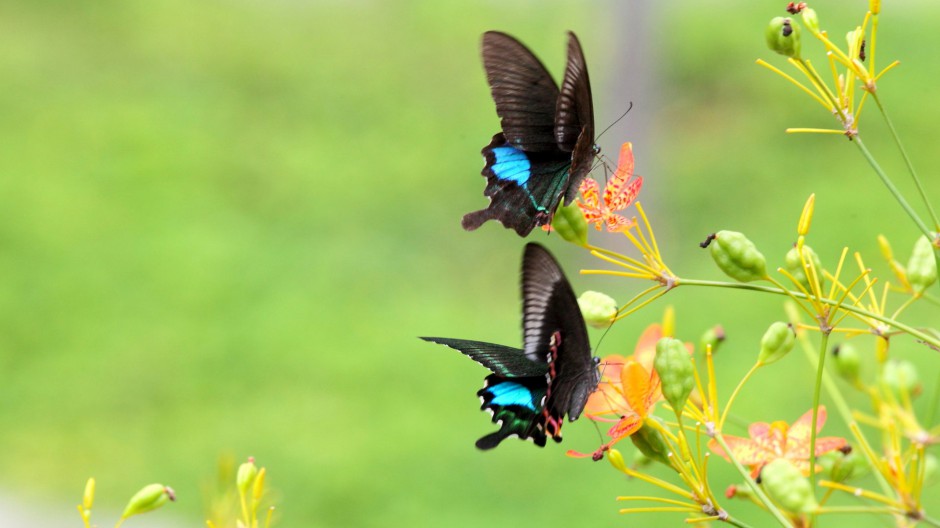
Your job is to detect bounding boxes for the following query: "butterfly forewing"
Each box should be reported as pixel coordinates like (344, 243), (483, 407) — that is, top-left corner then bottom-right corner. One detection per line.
(520, 244), (597, 429)
(419, 337), (546, 378)
(482, 31), (560, 153)
(555, 32), (596, 204)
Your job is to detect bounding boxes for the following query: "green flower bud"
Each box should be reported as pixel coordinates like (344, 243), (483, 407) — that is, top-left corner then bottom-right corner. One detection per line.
(551, 201), (588, 246)
(801, 8), (820, 35)
(699, 325), (725, 354)
(630, 419), (671, 467)
(757, 322), (795, 366)
(708, 231), (768, 282)
(607, 448), (628, 473)
(831, 343), (861, 385)
(906, 235), (937, 294)
(654, 337), (694, 410)
(820, 448), (869, 482)
(82, 477), (95, 511)
(237, 458), (258, 495)
(785, 244), (823, 292)
(121, 484), (176, 520)
(577, 291), (617, 329)
(881, 359), (921, 398)
(766, 17), (802, 59)
(761, 458), (817, 515)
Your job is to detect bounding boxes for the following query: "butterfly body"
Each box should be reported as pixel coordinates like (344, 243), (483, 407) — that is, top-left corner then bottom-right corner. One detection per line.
(421, 243), (599, 449)
(463, 32), (596, 237)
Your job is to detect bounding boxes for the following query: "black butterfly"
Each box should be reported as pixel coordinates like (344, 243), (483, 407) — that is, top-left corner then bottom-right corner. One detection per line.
(462, 31), (596, 237)
(421, 243), (599, 449)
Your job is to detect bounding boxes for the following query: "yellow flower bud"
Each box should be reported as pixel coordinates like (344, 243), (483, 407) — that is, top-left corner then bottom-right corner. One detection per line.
(237, 458), (258, 495)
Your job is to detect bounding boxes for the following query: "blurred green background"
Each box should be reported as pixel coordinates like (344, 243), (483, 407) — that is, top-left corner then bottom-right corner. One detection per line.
(1, 1), (938, 526)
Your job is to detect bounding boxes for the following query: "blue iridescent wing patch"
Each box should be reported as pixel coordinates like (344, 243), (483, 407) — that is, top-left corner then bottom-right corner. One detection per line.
(462, 134), (572, 237)
(476, 375), (549, 449)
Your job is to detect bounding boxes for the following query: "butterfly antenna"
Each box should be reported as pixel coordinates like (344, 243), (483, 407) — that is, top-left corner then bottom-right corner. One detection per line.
(595, 102), (634, 142)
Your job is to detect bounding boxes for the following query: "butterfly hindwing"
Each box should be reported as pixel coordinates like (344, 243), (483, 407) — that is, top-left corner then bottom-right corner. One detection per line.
(462, 134), (572, 237)
(476, 375), (548, 449)
(464, 32), (597, 236)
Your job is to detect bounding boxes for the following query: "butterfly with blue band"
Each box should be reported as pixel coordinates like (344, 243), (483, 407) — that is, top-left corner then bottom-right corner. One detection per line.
(421, 243), (600, 449)
(463, 31), (597, 237)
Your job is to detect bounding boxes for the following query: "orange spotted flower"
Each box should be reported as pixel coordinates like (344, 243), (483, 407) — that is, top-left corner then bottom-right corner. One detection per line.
(568, 323), (664, 459)
(578, 142), (643, 233)
(709, 407), (848, 477)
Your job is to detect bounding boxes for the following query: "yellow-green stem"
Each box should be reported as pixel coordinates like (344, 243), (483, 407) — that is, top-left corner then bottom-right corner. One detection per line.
(870, 93), (940, 231)
(808, 330), (831, 498)
(852, 135), (931, 237)
(676, 278), (940, 349)
(788, 305), (894, 498)
(719, 363), (761, 431)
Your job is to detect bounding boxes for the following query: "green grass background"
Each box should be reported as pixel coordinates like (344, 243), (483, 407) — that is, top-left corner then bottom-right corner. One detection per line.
(0, 1), (938, 526)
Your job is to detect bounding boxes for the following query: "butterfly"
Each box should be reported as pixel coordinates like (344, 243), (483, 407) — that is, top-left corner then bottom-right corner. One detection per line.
(421, 243), (600, 449)
(462, 31), (596, 237)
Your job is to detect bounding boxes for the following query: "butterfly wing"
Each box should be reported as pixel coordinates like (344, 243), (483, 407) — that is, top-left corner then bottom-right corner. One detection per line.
(481, 31), (560, 152)
(420, 337), (550, 449)
(555, 32), (596, 205)
(520, 243), (599, 440)
(462, 133), (571, 237)
(419, 337), (546, 377)
(475, 375), (548, 449)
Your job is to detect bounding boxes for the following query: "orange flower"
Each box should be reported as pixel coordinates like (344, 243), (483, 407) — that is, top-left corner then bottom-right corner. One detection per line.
(709, 407), (847, 477)
(578, 142), (643, 233)
(569, 324), (663, 459)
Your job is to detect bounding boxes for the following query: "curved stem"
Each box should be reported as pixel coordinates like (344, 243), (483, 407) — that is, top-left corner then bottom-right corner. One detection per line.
(719, 363), (761, 431)
(676, 278), (940, 349)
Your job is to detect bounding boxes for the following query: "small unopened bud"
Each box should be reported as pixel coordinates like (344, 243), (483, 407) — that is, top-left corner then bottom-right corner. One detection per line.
(832, 343), (861, 385)
(630, 419), (671, 467)
(607, 448), (628, 473)
(82, 477), (95, 512)
(757, 322), (795, 366)
(121, 484), (175, 520)
(708, 230), (768, 282)
(700, 325), (726, 354)
(907, 235), (937, 294)
(882, 359), (921, 398)
(550, 201), (588, 246)
(870, 0), (880, 15)
(798, 194), (815, 236)
(654, 338), (694, 410)
(766, 17), (802, 59)
(761, 459), (817, 514)
(785, 244), (823, 292)
(237, 458), (258, 495)
(801, 8), (820, 35)
(577, 291), (617, 329)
